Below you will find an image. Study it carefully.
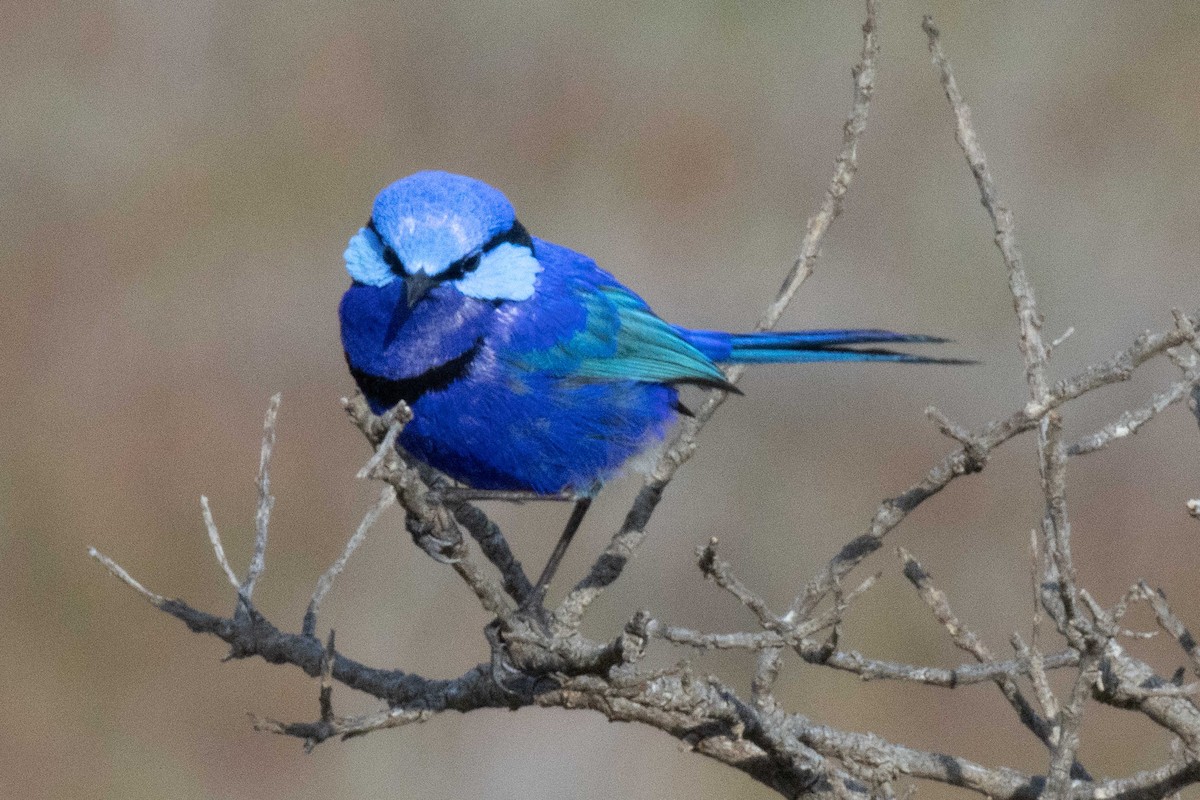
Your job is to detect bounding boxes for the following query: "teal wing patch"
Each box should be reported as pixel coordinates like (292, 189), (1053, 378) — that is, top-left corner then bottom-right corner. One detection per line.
(517, 285), (732, 388)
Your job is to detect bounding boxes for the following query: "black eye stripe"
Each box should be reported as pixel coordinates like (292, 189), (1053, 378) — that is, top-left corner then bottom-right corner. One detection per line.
(440, 252), (478, 282)
(366, 217), (531, 279)
(443, 220), (531, 278)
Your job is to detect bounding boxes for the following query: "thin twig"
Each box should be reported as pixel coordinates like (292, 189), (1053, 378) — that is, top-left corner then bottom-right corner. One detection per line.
(303, 487), (395, 637)
(1040, 412), (1082, 641)
(200, 495), (240, 591)
(1140, 583), (1200, 677)
(242, 393), (281, 601)
(357, 417), (403, 479)
(252, 705), (434, 747)
(88, 548), (165, 607)
(1013, 633), (1060, 721)
(899, 548), (1079, 775)
(923, 15), (1049, 401)
(1047, 326), (1075, 357)
(698, 538), (780, 629)
(1069, 373), (1200, 456)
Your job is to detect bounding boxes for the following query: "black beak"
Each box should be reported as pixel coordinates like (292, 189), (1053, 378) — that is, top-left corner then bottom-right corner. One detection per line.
(405, 272), (437, 308)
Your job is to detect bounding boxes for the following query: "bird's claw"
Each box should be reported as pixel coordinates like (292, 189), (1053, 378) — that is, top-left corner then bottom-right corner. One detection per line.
(407, 518), (463, 564)
(485, 620), (523, 695)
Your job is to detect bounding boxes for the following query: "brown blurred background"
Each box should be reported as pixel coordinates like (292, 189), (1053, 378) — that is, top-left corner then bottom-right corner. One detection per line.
(4, 1), (1200, 798)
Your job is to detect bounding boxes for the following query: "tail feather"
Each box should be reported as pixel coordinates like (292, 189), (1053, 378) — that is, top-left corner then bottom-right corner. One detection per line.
(681, 328), (972, 366)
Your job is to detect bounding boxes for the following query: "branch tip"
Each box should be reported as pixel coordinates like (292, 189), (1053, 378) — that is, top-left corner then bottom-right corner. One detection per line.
(89, 547), (164, 607)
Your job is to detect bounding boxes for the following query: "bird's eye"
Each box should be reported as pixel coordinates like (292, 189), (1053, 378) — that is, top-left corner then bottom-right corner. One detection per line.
(444, 252), (481, 281)
(381, 246), (404, 274)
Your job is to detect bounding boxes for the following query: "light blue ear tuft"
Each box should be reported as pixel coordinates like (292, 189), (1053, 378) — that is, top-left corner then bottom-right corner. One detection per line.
(344, 227), (395, 287)
(455, 243), (542, 301)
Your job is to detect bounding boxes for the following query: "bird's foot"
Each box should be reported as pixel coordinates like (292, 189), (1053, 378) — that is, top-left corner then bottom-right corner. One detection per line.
(406, 518), (464, 564)
(485, 608), (572, 698)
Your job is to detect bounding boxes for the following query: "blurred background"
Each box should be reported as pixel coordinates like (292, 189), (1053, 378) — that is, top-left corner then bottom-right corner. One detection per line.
(4, 1), (1200, 797)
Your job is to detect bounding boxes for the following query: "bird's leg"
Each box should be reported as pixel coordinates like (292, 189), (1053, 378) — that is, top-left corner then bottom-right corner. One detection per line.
(482, 499), (594, 691)
(528, 498), (593, 605)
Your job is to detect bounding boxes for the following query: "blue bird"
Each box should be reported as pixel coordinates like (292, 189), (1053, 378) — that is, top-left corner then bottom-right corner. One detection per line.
(340, 171), (961, 590)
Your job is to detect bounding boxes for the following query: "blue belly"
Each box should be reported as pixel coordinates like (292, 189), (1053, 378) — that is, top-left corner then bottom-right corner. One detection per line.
(394, 369), (679, 495)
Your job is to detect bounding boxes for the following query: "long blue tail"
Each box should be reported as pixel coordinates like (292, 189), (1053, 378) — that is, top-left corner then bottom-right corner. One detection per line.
(681, 328), (971, 365)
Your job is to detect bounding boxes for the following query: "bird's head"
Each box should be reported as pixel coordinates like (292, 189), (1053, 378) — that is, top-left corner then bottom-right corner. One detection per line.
(343, 171), (542, 307)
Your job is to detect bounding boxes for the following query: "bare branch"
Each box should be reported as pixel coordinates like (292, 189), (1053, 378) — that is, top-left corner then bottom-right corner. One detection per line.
(1140, 583), (1200, 677)
(448, 501), (536, 604)
(786, 308), (1198, 637)
(755, 0), (879, 334)
(252, 704), (434, 748)
(1013, 633), (1061, 721)
(815, 646), (1079, 688)
(1069, 372), (1200, 456)
(697, 538), (780, 629)
(923, 15), (1049, 401)
(899, 548), (1081, 776)
(900, 547), (992, 661)
(752, 649), (783, 711)
(1045, 649), (1102, 800)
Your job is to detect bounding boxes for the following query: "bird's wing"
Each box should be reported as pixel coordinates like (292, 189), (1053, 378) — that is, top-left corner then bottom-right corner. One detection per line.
(513, 284), (733, 389)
